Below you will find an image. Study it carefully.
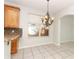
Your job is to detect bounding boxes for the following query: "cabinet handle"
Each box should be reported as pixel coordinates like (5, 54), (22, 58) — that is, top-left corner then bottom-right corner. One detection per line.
(7, 41), (9, 45)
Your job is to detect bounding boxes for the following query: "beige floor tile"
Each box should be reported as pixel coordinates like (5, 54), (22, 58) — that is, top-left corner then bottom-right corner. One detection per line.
(11, 42), (74, 59)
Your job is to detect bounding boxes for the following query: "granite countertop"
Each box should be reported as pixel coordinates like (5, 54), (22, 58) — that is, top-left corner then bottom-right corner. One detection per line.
(4, 34), (20, 42)
(4, 28), (22, 42)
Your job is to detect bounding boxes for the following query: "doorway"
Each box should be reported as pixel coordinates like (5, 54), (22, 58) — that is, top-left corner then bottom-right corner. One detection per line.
(60, 15), (74, 43)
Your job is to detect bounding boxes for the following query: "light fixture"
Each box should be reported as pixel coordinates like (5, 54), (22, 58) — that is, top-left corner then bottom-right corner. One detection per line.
(41, 0), (54, 27)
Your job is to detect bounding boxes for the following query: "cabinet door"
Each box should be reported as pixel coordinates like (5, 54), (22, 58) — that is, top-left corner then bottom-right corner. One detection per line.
(4, 5), (20, 28)
(11, 39), (18, 54)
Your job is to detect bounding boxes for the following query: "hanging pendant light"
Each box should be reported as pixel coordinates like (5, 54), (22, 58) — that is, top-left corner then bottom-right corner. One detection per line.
(41, 0), (54, 27)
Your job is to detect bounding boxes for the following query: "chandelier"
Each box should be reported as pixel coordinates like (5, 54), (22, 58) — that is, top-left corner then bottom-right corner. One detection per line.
(41, 0), (54, 27)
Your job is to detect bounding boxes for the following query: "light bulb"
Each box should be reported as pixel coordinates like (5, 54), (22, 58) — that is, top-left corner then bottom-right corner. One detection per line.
(45, 16), (48, 19)
(51, 17), (55, 20)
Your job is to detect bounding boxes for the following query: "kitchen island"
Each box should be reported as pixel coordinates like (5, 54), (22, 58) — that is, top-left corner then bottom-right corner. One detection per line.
(4, 28), (22, 59)
(4, 34), (20, 59)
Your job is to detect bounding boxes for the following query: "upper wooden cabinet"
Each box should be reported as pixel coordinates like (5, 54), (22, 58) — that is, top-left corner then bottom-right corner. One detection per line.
(4, 5), (20, 28)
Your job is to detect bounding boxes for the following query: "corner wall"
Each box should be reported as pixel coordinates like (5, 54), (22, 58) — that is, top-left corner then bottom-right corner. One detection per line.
(60, 15), (74, 43)
(53, 4), (74, 45)
(19, 6), (54, 49)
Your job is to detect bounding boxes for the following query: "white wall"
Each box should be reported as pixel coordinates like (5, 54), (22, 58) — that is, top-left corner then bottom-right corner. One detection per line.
(55, 4), (74, 18)
(60, 15), (74, 42)
(19, 4), (74, 48)
(53, 4), (74, 45)
(19, 6), (54, 49)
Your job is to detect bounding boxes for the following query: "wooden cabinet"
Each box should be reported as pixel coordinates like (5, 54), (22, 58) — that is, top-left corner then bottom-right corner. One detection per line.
(11, 39), (17, 54)
(4, 5), (20, 28)
(4, 5), (20, 54)
(11, 38), (18, 54)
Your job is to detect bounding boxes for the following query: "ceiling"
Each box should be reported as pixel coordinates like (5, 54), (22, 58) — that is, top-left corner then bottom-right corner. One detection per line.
(5, 0), (74, 15)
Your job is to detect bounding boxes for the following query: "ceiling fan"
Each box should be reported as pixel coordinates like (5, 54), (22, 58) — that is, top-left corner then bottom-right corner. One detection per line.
(28, 0), (54, 27)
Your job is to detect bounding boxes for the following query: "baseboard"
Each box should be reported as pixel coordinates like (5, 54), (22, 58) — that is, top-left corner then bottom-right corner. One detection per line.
(60, 40), (74, 43)
(52, 40), (74, 46)
(18, 40), (74, 50)
(18, 42), (53, 50)
(53, 42), (61, 46)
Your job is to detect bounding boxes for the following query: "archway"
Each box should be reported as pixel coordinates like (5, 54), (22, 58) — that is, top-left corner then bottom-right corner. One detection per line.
(59, 15), (74, 43)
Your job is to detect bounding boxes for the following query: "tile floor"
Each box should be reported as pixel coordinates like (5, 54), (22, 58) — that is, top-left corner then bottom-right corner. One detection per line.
(11, 42), (74, 59)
